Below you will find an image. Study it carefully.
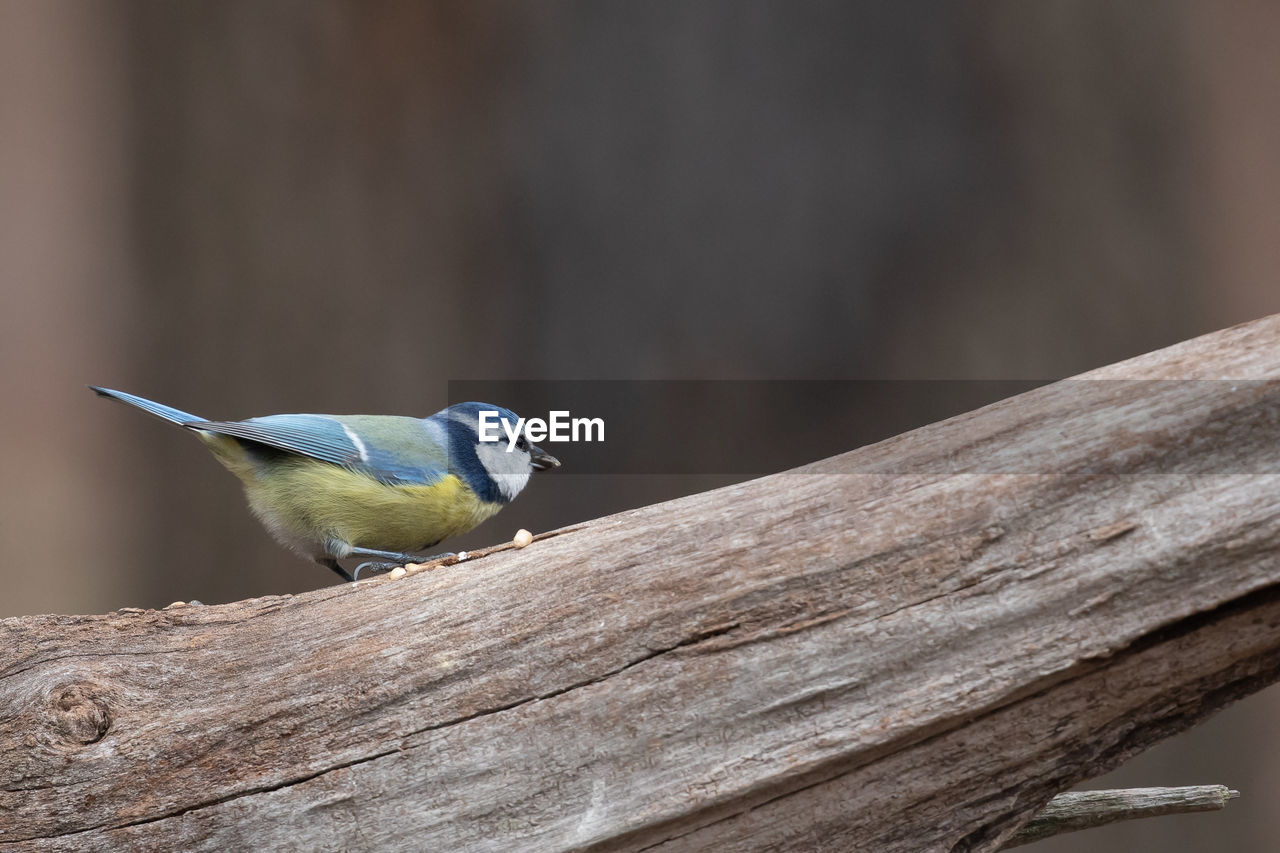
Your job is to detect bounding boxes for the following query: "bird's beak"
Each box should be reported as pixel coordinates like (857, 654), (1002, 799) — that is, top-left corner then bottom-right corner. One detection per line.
(530, 445), (560, 471)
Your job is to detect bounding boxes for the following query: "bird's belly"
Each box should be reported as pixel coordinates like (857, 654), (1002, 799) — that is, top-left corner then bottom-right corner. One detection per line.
(237, 457), (503, 555)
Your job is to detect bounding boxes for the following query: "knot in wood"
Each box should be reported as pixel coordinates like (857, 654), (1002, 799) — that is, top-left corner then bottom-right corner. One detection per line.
(51, 682), (112, 745)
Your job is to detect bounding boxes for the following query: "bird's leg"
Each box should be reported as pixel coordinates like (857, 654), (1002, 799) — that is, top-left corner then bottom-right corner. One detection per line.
(348, 546), (455, 565)
(318, 557), (355, 582)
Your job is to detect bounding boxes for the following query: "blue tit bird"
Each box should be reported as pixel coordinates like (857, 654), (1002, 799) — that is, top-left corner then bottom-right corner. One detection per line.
(90, 386), (559, 582)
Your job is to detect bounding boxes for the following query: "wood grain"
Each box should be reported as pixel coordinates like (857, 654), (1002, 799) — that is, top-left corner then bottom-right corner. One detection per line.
(1004, 786), (1238, 847)
(3, 315), (1280, 851)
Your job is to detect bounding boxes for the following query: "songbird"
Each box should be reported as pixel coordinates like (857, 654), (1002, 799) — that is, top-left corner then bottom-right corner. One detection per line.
(90, 386), (559, 582)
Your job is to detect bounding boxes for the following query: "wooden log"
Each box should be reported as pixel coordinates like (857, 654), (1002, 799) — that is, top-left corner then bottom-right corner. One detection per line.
(2, 315), (1280, 851)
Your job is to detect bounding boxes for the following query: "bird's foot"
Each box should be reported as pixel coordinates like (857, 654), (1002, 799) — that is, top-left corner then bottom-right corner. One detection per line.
(353, 561), (400, 580)
(414, 551), (456, 564)
(348, 550), (461, 580)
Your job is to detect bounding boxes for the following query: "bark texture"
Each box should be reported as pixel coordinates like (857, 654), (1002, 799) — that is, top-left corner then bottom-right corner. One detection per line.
(1005, 786), (1238, 847)
(3, 316), (1280, 851)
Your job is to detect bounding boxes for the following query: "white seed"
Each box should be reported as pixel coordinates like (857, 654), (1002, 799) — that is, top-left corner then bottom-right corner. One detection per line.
(513, 529), (534, 549)
(388, 567), (407, 580)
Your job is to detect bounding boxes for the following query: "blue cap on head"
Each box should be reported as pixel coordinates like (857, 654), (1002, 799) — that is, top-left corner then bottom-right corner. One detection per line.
(430, 402), (528, 504)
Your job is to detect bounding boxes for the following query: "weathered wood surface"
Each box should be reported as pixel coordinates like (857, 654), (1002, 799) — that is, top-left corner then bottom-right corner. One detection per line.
(3, 315), (1280, 852)
(1004, 786), (1238, 847)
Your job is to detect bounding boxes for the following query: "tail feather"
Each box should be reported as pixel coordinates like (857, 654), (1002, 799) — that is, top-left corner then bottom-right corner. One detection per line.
(89, 386), (204, 426)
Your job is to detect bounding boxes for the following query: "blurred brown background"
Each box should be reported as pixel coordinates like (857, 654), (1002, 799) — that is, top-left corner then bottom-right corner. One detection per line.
(2, 2), (1279, 849)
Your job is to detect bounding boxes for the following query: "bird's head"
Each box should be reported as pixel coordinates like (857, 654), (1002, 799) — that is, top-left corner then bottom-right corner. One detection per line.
(430, 402), (560, 503)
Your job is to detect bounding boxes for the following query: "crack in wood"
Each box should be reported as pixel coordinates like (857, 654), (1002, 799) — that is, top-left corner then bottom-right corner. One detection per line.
(624, 582), (1280, 852)
(7, 619), (745, 844)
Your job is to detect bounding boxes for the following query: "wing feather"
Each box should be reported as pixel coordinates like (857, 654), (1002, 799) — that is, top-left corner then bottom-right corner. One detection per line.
(192, 414), (447, 486)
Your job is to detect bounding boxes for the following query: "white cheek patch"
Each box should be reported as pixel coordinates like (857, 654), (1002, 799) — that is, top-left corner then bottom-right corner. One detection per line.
(474, 441), (532, 501)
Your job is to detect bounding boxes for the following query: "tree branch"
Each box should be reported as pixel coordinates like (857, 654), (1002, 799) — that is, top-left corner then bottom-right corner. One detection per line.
(3, 315), (1280, 851)
(1004, 786), (1239, 847)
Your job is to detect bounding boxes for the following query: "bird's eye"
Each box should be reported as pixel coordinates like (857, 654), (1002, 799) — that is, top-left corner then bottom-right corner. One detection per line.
(516, 435), (529, 451)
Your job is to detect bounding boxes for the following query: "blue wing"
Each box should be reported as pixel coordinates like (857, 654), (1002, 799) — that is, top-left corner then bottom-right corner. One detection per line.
(91, 386), (203, 425)
(194, 414), (449, 486)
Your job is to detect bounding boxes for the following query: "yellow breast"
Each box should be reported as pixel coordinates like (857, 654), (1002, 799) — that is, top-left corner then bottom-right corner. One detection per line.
(203, 435), (502, 553)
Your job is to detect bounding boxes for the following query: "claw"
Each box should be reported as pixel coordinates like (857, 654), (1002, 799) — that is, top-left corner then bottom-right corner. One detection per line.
(353, 561), (398, 580)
